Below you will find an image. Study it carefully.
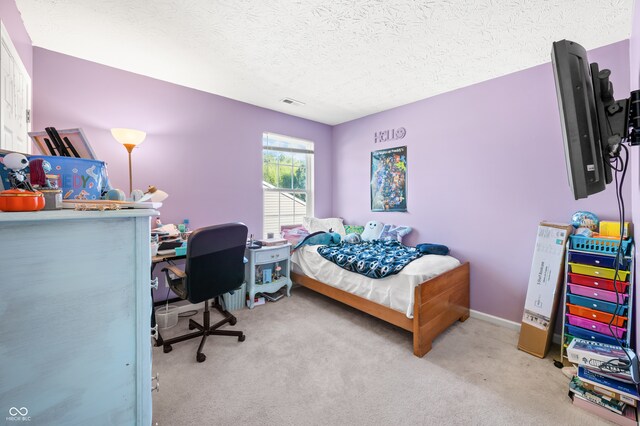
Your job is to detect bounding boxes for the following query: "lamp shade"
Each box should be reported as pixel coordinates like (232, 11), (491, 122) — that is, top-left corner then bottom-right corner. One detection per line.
(111, 128), (146, 146)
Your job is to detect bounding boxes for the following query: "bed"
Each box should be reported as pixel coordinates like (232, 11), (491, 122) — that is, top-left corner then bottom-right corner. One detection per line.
(290, 245), (470, 357)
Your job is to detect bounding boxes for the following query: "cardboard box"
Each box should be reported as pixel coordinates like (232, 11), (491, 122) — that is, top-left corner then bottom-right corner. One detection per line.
(517, 221), (573, 358)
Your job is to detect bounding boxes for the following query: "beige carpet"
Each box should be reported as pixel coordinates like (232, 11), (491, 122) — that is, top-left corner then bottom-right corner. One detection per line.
(151, 286), (608, 425)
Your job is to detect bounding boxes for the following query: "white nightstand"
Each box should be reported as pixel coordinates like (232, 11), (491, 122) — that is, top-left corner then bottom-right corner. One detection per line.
(245, 243), (292, 308)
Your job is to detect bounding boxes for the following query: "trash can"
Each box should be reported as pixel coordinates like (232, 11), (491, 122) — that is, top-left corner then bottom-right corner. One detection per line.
(223, 282), (246, 311)
(155, 305), (179, 329)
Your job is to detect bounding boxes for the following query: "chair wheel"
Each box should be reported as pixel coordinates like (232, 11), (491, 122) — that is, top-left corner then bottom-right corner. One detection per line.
(229, 317), (237, 326)
(163, 344), (172, 353)
(196, 353), (206, 363)
(238, 334), (246, 342)
(554, 360), (564, 369)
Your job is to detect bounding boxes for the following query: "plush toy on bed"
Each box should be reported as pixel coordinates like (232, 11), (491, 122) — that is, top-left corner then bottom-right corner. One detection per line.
(379, 224), (412, 242)
(343, 233), (362, 244)
(361, 221), (385, 241)
(293, 230), (341, 250)
(416, 243), (450, 255)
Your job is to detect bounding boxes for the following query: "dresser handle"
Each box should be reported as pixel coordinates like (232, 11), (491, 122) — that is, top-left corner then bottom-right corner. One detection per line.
(151, 373), (160, 392)
(594, 282), (598, 286)
(151, 325), (158, 339)
(151, 277), (159, 290)
(593, 293), (598, 297)
(592, 325), (597, 329)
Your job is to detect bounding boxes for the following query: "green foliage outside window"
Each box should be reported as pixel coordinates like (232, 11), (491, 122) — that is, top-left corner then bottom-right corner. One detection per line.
(263, 150), (307, 199)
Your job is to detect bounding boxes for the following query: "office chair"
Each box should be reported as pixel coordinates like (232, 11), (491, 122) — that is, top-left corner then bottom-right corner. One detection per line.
(161, 222), (247, 362)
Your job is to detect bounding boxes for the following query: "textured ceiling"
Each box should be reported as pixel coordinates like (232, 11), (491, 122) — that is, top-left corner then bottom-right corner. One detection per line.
(16, 0), (634, 125)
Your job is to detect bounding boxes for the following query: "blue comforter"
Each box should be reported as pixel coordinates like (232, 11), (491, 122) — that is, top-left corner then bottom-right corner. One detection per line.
(317, 240), (422, 279)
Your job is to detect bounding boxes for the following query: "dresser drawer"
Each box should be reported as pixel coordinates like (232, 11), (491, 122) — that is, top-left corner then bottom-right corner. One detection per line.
(565, 303), (627, 327)
(566, 294), (628, 316)
(254, 246), (289, 264)
(566, 314), (625, 338)
(568, 263), (630, 281)
(566, 325), (621, 346)
(567, 283), (628, 304)
(568, 251), (628, 269)
(567, 273), (629, 293)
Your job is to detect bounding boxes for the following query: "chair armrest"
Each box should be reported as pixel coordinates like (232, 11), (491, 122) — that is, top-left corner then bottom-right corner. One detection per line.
(162, 264), (187, 279)
(161, 264), (188, 300)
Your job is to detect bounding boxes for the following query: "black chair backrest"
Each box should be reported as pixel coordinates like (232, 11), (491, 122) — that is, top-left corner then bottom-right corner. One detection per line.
(184, 222), (248, 304)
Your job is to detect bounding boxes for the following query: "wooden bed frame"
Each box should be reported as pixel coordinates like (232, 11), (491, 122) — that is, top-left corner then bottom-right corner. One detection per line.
(291, 262), (470, 357)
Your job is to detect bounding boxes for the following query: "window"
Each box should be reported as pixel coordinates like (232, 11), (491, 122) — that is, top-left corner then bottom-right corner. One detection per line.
(263, 132), (314, 238)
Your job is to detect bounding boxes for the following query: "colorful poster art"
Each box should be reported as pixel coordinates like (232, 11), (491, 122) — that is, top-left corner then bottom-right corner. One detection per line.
(370, 146), (407, 212)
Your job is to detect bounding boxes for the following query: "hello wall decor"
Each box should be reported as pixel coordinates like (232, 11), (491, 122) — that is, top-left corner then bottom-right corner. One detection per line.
(374, 127), (406, 143)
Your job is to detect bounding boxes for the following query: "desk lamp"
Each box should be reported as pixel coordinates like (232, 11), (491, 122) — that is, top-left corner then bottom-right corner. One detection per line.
(111, 128), (146, 195)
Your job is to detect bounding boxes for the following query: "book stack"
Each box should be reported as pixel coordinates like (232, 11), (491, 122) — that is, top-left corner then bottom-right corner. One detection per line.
(567, 339), (639, 425)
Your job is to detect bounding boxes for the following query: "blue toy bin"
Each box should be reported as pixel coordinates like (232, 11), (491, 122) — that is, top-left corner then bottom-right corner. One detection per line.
(1, 153), (110, 198)
(28, 155), (111, 200)
(569, 235), (632, 256)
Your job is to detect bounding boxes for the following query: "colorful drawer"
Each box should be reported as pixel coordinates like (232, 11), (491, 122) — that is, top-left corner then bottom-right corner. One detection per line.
(568, 251), (628, 269)
(566, 294), (628, 316)
(565, 303), (627, 327)
(568, 263), (630, 281)
(567, 283), (628, 304)
(566, 324), (621, 346)
(566, 314), (625, 338)
(567, 273), (629, 293)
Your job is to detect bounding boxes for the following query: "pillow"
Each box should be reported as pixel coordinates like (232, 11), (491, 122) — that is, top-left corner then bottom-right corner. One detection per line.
(361, 221), (384, 241)
(416, 243), (449, 256)
(302, 217), (346, 236)
(344, 225), (365, 235)
(281, 225), (310, 246)
(379, 224), (412, 243)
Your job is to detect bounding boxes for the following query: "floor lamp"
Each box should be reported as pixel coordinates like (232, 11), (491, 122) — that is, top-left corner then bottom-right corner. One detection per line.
(111, 128), (147, 196)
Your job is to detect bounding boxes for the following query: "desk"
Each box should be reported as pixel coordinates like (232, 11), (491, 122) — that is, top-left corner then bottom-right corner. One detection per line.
(152, 252), (186, 271)
(151, 251), (186, 346)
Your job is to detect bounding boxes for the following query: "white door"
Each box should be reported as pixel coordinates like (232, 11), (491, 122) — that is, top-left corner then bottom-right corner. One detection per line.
(0, 21), (31, 154)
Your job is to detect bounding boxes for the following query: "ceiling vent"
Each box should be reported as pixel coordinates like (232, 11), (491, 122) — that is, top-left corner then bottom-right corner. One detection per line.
(280, 97), (305, 106)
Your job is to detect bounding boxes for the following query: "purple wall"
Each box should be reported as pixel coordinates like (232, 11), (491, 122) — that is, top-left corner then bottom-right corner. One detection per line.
(0, 0), (32, 76)
(332, 41), (630, 323)
(630, 0), (640, 350)
(32, 48), (333, 235)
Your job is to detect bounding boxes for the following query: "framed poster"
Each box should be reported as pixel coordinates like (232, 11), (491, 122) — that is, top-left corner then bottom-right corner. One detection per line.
(370, 146), (407, 212)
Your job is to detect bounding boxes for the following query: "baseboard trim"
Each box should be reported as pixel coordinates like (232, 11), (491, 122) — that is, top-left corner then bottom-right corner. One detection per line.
(470, 309), (521, 331)
(469, 309), (562, 345)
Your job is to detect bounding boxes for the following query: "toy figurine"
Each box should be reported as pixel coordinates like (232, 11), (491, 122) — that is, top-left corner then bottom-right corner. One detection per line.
(255, 265), (262, 284)
(3, 153), (34, 192)
(274, 264), (282, 280)
(29, 158), (56, 189)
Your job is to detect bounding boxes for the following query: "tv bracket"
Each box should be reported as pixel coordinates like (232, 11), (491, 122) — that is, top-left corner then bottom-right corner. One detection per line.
(595, 68), (640, 155)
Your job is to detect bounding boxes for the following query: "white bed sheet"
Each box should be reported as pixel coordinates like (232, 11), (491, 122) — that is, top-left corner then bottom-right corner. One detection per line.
(291, 245), (461, 318)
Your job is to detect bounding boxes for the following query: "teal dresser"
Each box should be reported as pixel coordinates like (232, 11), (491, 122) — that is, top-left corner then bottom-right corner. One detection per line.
(0, 209), (157, 425)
